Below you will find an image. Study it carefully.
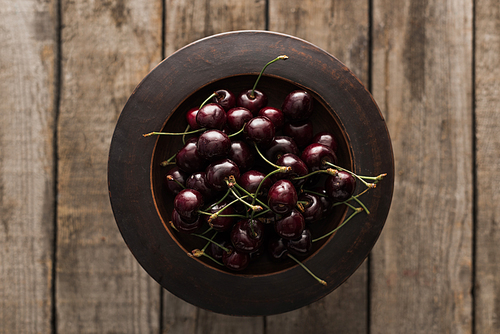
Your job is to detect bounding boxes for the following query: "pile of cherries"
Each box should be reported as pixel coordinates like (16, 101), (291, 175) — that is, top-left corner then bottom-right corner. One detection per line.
(145, 56), (384, 285)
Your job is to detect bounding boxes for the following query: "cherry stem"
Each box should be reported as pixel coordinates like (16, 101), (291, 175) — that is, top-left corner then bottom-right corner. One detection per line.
(182, 124), (190, 144)
(160, 153), (177, 166)
(250, 55), (288, 98)
(201, 231), (218, 252)
(200, 253), (224, 267)
(143, 127), (206, 137)
(292, 168), (337, 181)
(233, 182), (270, 210)
(323, 161), (377, 189)
(207, 189), (231, 211)
(228, 123), (246, 138)
(301, 189), (327, 197)
(287, 253), (327, 286)
(332, 187), (371, 213)
(191, 233), (230, 252)
(250, 168), (289, 219)
(253, 142), (281, 169)
(166, 175), (186, 190)
(312, 207), (363, 243)
(228, 187), (262, 212)
(199, 92), (218, 109)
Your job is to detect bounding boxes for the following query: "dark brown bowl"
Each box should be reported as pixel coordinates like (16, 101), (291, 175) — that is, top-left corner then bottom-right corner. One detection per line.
(108, 30), (394, 316)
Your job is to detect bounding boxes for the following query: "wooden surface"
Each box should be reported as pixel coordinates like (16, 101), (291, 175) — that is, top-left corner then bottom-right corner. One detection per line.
(0, 0), (497, 333)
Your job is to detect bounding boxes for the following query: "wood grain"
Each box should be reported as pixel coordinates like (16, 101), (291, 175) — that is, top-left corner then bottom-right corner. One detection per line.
(162, 1), (267, 333)
(370, 0), (473, 333)
(56, 0), (163, 332)
(0, 0), (57, 332)
(475, 0), (500, 332)
(266, 0), (370, 332)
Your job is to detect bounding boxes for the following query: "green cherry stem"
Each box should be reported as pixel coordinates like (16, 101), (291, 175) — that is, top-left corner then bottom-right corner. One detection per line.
(287, 254), (327, 286)
(166, 175), (186, 190)
(160, 153), (177, 166)
(182, 124), (190, 144)
(143, 127), (206, 137)
(191, 233), (230, 252)
(253, 142), (281, 169)
(312, 207), (363, 243)
(233, 182), (269, 210)
(250, 55), (289, 98)
(292, 168), (337, 181)
(228, 123), (246, 138)
(199, 92), (218, 109)
(301, 189), (327, 197)
(228, 187), (262, 212)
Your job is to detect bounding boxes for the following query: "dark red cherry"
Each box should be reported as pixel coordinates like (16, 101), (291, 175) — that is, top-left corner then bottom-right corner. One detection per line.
(258, 107), (285, 129)
(228, 140), (255, 171)
(312, 131), (338, 153)
(197, 129), (231, 160)
(171, 209), (203, 233)
(281, 90), (314, 121)
(267, 237), (289, 261)
(287, 229), (312, 256)
(275, 209), (305, 240)
(185, 107), (201, 130)
(226, 107), (253, 132)
(205, 201), (235, 232)
(301, 143), (338, 171)
(283, 120), (313, 148)
(208, 237), (229, 261)
(264, 136), (299, 163)
(237, 89), (268, 115)
(173, 188), (204, 222)
(176, 138), (207, 173)
(212, 89), (236, 111)
(196, 103), (227, 130)
(239, 170), (273, 194)
(205, 158), (240, 191)
(268, 179), (298, 215)
(313, 187), (334, 216)
(298, 192), (323, 223)
(230, 219), (265, 253)
(274, 153), (308, 185)
(222, 245), (250, 271)
(185, 171), (215, 201)
(164, 166), (188, 195)
(244, 116), (275, 145)
(325, 170), (356, 202)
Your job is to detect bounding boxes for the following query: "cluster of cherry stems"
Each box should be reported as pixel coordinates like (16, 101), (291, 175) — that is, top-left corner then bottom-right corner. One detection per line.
(144, 56), (385, 285)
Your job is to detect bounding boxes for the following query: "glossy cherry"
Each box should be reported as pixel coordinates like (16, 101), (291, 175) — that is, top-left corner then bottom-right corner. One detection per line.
(196, 103), (227, 130)
(313, 187), (334, 216)
(226, 107), (253, 132)
(298, 192), (323, 223)
(222, 245), (250, 271)
(274, 209), (305, 240)
(312, 131), (338, 153)
(274, 153), (308, 185)
(176, 138), (207, 173)
(164, 166), (188, 195)
(197, 129), (231, 160)
(244, 116), (275, 145)
(267, 237), (289, 261)
(230, 219), (265, 253)
(185, 107), (201, 130)
(239, 170), (273, 194)
(281, 90), (314, 121)
(258, 107), (285, 129)
(301, 143), (338, 171)
(267, 179), (298, 215)
(212, 89), (236, 111)
(185, 171), (215, 201)
(325, 170), (356, 202)
(228, 140), (255, 171)
(264, 136), (299, 163)
(237, 89), (268, 115)
(171, 209), (203, 233)
(205, 200), (235, 232)
(173, 188), (204, 222)
(283, 120), (313, 148)
(205, 158), (240, 191)
(287, 229), (312, 256)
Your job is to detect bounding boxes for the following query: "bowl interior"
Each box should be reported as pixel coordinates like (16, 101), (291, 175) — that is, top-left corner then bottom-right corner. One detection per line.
(151, 74), (353, 276)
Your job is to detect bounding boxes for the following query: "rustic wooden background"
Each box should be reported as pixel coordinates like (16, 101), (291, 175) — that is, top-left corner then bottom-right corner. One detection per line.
(1, 0), (498, 333)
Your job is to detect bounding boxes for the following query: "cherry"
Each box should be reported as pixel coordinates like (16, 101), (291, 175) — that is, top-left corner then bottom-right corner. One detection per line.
(244, 116), (275, 145)
(196, 103), (227, 130)
(173, 188), (204, 222)
(239, 170), (273, 194)
(312, 131), (338, 153)
(281, 90), (314, 121)
(197, 129), (231, 160)
(267, 237), (289, 261)
(325, 170), (356, 202)
(287, 229), (312, 256)
(205, 201), (235, 232)
(283, 120), (313, 148)
(222, 245), (250, 271)
(274, 209), (305, 240)
(237, 89), (268, 115)
(258, 107), (285, 129)
(212, 89), (236, 111)
(205, 158), (240, 191)
(228, 140), (255, 171)
(298, 192), (323, 223)
(268, 179), (298, 215)
(164, 166), (188, 195)
(301, 143), (338, 171)
(264, 136), (298, 163)
(274, 153), (308, 185)
(312, 187), (334, 217)
(176, 138), (207, 173)
(171, 209), (203, 233)
(226, 107), (253, 132)
(208, 237), (229, 261)
(185, 171), (215, 201)
(185, 107), (201, 130)
(230, 219), (265, 253)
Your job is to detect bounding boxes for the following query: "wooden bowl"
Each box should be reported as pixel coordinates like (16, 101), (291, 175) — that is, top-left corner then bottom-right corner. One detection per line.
(108, 30), (394, 316)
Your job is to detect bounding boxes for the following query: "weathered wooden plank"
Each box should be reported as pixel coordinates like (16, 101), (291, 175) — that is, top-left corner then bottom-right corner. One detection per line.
(266, 0), (370, 332)
(56, 0), (163, 332)
(0, 0), (57, 332)
(162, 1), (267, 332)
(475, 1), (500, 333)
(370, 0), (473, 333)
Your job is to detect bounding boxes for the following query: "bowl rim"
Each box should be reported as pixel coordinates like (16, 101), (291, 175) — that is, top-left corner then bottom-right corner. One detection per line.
(108, 30), (394, 316)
